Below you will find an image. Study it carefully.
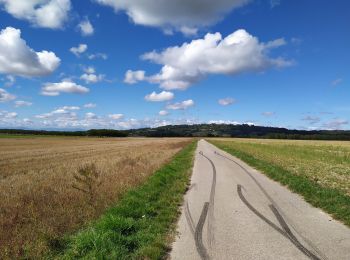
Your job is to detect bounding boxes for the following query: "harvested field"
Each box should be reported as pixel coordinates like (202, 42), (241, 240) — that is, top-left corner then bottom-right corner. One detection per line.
(0, 137), (191, 258)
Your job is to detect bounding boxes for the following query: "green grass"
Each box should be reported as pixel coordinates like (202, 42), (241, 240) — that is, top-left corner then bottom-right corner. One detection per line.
(54, 140), (197, 259)
(209, 139), (350, 227)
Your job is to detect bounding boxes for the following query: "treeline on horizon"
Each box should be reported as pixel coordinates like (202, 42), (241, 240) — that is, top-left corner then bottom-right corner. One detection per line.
(1, 124), (350, 140)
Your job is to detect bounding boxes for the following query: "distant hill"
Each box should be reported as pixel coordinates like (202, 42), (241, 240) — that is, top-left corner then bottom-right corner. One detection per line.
(128, 124), (350, 140)
(1, 124), (350, 140)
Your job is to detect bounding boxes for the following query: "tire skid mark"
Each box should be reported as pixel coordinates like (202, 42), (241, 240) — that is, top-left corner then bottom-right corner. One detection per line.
(237, 184), (321, 260)
(199, 151), (216, 250)
(215, 151), (274, 204)
(184, 200), (195, 237)
(216, 150), (326, 259)
(195, 202), (210, 260)
(269, 205), (321, 260)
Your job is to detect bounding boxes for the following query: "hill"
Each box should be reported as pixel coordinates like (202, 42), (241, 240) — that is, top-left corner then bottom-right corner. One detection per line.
(1, 124), (350, 140)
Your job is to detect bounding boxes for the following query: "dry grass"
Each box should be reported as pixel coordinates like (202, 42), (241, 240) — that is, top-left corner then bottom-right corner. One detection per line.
(211, 138), (350, 195)
(0, 137), (191, 259)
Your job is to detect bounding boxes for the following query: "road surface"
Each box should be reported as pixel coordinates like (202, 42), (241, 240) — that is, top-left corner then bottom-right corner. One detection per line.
(170, 140), (350, 260)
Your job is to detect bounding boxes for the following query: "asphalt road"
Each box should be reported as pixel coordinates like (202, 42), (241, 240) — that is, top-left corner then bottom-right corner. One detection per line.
(170, 140), (350, 260)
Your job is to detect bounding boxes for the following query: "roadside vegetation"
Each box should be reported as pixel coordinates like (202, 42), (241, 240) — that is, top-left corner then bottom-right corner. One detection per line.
(0, 137), (191, 259)
(55, 140), (197, 259)
(209, 138), (350, 227)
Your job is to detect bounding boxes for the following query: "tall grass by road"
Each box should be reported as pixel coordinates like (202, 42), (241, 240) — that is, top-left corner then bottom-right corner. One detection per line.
(0, 137), (191, 259)
(209, 139), (350, 227)
(56, 140), (197, 259)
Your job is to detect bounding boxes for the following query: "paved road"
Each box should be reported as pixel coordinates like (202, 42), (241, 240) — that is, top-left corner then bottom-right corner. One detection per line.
(170, 140), (350, 260)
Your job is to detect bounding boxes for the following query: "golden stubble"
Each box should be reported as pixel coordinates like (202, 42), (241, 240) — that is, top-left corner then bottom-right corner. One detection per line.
(0, 137), (191, 258)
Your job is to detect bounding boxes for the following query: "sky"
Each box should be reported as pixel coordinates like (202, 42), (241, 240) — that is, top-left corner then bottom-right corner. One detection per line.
(0, 0), (349, 130)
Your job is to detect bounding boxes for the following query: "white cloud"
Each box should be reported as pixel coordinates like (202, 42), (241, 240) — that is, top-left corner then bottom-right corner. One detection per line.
(85, 112), (97, 119)
(80, 66), (104, 84)
(0, 88), (16, 102)
(331, 78), (342, 87)
(0, 0), (71, 29)
(80, 73), (104, 84)
(78, 18), (94, 36)
(166, 99), (194, 110)
(270, 0), (281, 8)
(108, 114), (124, 120)
(159, 110), (169, 116)
(302, 115), (320, 124)
(208, 120), (240, 125)
(70, 44), (88, 56)
(41, 80), (89, 96)
(322, 119), (348, 130)
(124, 70), (145, 84)
(145, 91), (174, 102)
(0, 110), (17, 119)
(137, 29), (291, 90)
(179, 26), (198, 37)
(0, 27), (60, 77)
(53, 106), (80, 112)
(15, 100), (32, 107)
(95, 0), (250, 34)
(4, 75), (15, 87)
(88, 53), (108, 60)
(84, 66), (95, 74)
(218, 97), (236, 106)
(262, 111), (275, 117)
(84, 103), (97, 108)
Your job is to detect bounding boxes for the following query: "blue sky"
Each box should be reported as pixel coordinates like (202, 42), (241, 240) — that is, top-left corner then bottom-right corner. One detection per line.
(0, 0), (349, 130)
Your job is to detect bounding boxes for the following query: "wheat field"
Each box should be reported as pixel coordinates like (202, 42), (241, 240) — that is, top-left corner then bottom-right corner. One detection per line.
(0, 136), (191, 258)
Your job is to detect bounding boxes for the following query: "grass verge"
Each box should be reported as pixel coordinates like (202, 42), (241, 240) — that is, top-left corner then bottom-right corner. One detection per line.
(209, 140), (350, 227)
(54, 140), (197, 259)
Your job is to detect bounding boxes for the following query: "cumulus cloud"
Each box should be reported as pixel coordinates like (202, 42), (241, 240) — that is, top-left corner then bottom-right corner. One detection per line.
(70, 44), (88, 56)
(41, 80), (89, 96)
(78, 18), (94, 36)
(166, 99), (194, 110)
(80, 66), (104, 84)
(108, 114), (124, 120)
(134, 29), (291, 90)
(15, 100), (32, 107)
(84, 103), (97, 108)
(0, 0), (71, 29)
(145, 91), (174, 102)
(159, 110), (169, 116)
(80, 73), (104, 84)
(0, 27), (60, 77)
(218, 97), (236, 106)
(124, 70), (146, 84)
(95, 0), (250, 34)
(302, 115), (320, 124)
(0, 88), (16, 102)
(261, 111), (275, 117)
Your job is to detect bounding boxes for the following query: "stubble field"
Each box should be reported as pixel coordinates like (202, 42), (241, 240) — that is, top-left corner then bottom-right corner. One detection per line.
(0, 137), (191, 258)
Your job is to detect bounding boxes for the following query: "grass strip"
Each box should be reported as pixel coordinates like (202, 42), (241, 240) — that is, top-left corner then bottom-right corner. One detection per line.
(55, 140), (197, 259)
(209, 140), (350, 227)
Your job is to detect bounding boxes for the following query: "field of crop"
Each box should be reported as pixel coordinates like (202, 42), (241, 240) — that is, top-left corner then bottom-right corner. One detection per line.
(0, 137), (191, 258)
(210, 138), (350, 226)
